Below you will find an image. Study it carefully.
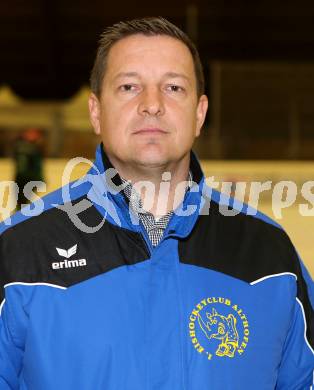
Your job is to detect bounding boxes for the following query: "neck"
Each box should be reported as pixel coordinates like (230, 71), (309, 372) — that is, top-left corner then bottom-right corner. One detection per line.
(107, 153), (191, 217)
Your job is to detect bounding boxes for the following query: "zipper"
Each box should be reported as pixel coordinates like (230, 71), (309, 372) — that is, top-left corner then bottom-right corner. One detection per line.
(138, 220), (154, 255)
(115, 191), (152, 256)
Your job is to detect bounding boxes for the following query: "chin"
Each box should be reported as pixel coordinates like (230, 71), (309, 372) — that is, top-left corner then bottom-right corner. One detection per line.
(134, 151), (169, 167)
(132, 146), (170, 166)
(135, 156), (169, 168)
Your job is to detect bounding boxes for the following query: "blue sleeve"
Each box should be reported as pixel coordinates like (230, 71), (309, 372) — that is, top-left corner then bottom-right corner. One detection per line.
(276, 260), (314, 389)
(0, 294), (24, 389)
(0, 230), (27, 389)
(300, 260), (314, 309)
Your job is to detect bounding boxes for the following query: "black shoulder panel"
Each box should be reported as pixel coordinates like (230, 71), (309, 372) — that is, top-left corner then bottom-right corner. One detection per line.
(179, 201), (299, 282)
(178, 201), (314, 348)
(0, 196), (149, 301)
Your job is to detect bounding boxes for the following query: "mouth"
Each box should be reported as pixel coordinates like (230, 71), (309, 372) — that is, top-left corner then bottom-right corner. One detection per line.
(133, 127), (168, 135)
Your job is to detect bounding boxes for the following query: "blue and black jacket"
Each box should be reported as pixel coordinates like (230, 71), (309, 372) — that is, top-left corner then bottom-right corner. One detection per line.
(0, 145), (313, 389)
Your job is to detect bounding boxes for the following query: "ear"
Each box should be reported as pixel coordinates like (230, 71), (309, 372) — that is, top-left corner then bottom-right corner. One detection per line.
(88, 93), (101, 135)
(195, 94), (208, 137)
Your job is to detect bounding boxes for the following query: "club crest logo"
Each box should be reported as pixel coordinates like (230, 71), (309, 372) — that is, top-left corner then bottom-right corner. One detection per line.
(188, 297), (249, 361)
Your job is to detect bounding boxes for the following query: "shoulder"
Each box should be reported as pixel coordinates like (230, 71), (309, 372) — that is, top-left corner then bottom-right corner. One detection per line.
(0, 175), (148, 295)
(0, 179), (93, 289)
(180, 187), (303, 284)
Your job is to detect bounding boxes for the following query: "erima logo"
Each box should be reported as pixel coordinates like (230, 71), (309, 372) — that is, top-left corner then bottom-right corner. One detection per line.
(52, 244), (87, 270)
(56, 244), (77, 259)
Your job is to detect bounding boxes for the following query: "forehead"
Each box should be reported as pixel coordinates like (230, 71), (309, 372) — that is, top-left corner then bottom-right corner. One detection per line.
(105, 34), (195, 78)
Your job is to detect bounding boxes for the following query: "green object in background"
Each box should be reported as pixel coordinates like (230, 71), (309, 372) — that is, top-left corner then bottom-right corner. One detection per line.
(14, 129), (44, 209)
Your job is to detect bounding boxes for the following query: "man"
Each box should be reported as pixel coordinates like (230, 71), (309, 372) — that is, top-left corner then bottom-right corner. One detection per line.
(0, 17), (313, 389)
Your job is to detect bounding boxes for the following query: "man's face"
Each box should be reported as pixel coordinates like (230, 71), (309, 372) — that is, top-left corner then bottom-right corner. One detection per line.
(89, 34), (208, 169)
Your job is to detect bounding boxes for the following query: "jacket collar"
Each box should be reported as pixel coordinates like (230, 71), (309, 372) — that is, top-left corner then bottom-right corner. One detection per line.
(91, 143), (205, 238)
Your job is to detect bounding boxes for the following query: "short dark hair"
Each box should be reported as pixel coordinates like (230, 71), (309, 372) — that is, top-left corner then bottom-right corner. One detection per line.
(90, 16), (205, 98)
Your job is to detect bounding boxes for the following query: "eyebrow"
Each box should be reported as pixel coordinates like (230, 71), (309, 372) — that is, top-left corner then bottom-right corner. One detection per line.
(113, 71), (191, 83)
(114, 72), (140, 81)
(163, 72), (190, 82)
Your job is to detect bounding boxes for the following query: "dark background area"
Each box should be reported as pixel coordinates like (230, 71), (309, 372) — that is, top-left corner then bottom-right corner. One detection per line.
(0, 0), (314, 159)
(1, 0), (314, 99)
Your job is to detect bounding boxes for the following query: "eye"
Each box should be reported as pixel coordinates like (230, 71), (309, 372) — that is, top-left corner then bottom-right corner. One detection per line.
(118, 84), (138, 92)
(166, 84), (185, 93)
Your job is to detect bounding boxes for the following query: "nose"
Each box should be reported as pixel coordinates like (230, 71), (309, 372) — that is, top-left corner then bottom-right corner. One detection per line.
(137, 86), (165, 117)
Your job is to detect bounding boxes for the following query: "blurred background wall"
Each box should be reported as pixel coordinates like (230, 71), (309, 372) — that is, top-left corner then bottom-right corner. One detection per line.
(1, 0), (314, 159)
(0, 0), (313, 274)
